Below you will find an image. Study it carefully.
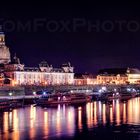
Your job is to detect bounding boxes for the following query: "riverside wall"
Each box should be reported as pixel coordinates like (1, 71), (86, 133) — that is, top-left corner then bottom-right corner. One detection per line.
(24, 84), (140, 94)
(0, 86), (25, 96)
(0, 84), (140, 96)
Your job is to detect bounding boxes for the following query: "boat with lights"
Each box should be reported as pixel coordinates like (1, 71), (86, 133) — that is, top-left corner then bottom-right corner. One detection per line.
(35, 93), (92, 107)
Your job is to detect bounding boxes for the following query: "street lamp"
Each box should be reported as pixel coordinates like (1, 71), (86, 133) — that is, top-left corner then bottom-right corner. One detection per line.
(9, 92), (12, 96)
(33, 91), (36, 95)
(9, 92), (13, 100)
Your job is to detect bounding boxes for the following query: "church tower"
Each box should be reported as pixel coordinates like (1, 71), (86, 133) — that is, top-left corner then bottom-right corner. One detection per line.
(0, 26), (11, 64)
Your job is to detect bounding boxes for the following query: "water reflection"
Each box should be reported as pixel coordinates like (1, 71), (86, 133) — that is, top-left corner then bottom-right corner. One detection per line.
(102, 103), (106, 125)
(44, 111), (49, 137)
(127, 98), (140, 124)
(110, 107), (113, 123)
(29, 105), (36, 139)
(93, 102), (97, 126)
(1, 97), (140, 139)
(123, 103), (126, 123)
(78, 107), (82, 131)
(3, 112), (8, 140)
(116, 100), (120, 125)
(86, 102), (93, 128)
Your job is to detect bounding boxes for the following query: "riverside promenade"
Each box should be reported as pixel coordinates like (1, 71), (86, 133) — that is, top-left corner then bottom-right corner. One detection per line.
(0, 84), (140, 99)
(24, 84), (140, 94)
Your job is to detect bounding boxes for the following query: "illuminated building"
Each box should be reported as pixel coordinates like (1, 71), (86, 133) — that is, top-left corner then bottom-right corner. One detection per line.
(0, 30), (74, 86)
(4, 58), (74, 86)
(126, 68), (140, 84)
(74, 73), (96, 85)
(0, 28), (11, 64)
(97, 68), (140, 84)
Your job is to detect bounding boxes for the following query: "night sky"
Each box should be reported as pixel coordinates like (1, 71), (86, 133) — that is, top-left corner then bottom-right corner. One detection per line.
(1, 4), (140, 73)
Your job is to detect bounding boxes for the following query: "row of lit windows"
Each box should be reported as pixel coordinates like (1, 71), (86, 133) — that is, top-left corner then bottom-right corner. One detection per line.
(97, 77), (128, 81)
(15, 73), (73, 79)
(15, 75), (73, 81)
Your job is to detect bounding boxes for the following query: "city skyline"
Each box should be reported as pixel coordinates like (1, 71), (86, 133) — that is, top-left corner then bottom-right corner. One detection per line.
(1, 4), (140, 73)
(1, 4), (140, 140)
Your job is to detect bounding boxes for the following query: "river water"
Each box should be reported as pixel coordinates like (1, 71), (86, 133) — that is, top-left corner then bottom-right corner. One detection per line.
(1, 97), (140, 140)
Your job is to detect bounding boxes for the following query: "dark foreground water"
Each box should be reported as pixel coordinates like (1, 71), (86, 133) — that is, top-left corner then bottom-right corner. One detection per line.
(1, 98), (140, 140)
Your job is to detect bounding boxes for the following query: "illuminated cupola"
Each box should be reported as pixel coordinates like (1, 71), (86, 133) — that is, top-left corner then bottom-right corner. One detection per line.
(0, 26), (11, 64)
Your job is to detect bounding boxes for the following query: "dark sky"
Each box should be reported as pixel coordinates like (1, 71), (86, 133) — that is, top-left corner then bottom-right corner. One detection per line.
(1, 4), (140, 73)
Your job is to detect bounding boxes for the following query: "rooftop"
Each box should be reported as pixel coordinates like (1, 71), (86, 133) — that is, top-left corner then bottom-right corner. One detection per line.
(98, 68), (140, 75)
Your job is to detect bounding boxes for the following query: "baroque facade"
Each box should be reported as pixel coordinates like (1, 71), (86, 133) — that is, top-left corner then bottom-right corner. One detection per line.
(5, 61), (74, 86)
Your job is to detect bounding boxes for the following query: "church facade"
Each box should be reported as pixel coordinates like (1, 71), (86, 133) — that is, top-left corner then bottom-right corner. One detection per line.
(0, 31), (74, 86)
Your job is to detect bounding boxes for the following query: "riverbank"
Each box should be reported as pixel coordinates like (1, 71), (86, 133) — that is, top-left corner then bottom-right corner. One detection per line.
(0, 84), (140, 111)
(1, 84), (140, 96)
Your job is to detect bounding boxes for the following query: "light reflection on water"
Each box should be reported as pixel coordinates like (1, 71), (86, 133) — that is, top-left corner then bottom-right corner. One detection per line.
(1, 97), (140, 139)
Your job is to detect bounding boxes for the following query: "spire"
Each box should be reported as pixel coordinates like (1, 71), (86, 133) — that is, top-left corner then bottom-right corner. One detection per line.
(13, 53), (20, 64)
(68, 62), (71, 67)
(13, 53), (17, 60)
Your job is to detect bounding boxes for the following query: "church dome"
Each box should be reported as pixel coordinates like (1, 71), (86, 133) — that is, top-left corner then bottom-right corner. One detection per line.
(0, 29), (11, 64)
(0, 45), (11, 64)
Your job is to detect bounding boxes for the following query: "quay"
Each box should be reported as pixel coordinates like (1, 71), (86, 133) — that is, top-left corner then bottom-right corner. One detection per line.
(24, 84), (140, 94)
(1, 84), (140, 97)
(0, 84), (139, 103)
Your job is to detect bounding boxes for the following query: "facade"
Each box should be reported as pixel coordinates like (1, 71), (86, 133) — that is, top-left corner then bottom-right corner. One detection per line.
(74, 73), (97, 85)
(97, 68), (140, 84)
(6, 69), (74, 86)
(127, 68), (140, 84)
(4, 58), (74, 86)
(97, 74), (128, 84)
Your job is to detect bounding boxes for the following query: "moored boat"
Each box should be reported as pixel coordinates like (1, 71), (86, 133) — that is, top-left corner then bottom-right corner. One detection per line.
(0, 99), (23, 110)
(36, 93), (92, 107)
(99, 91), (137, 101)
